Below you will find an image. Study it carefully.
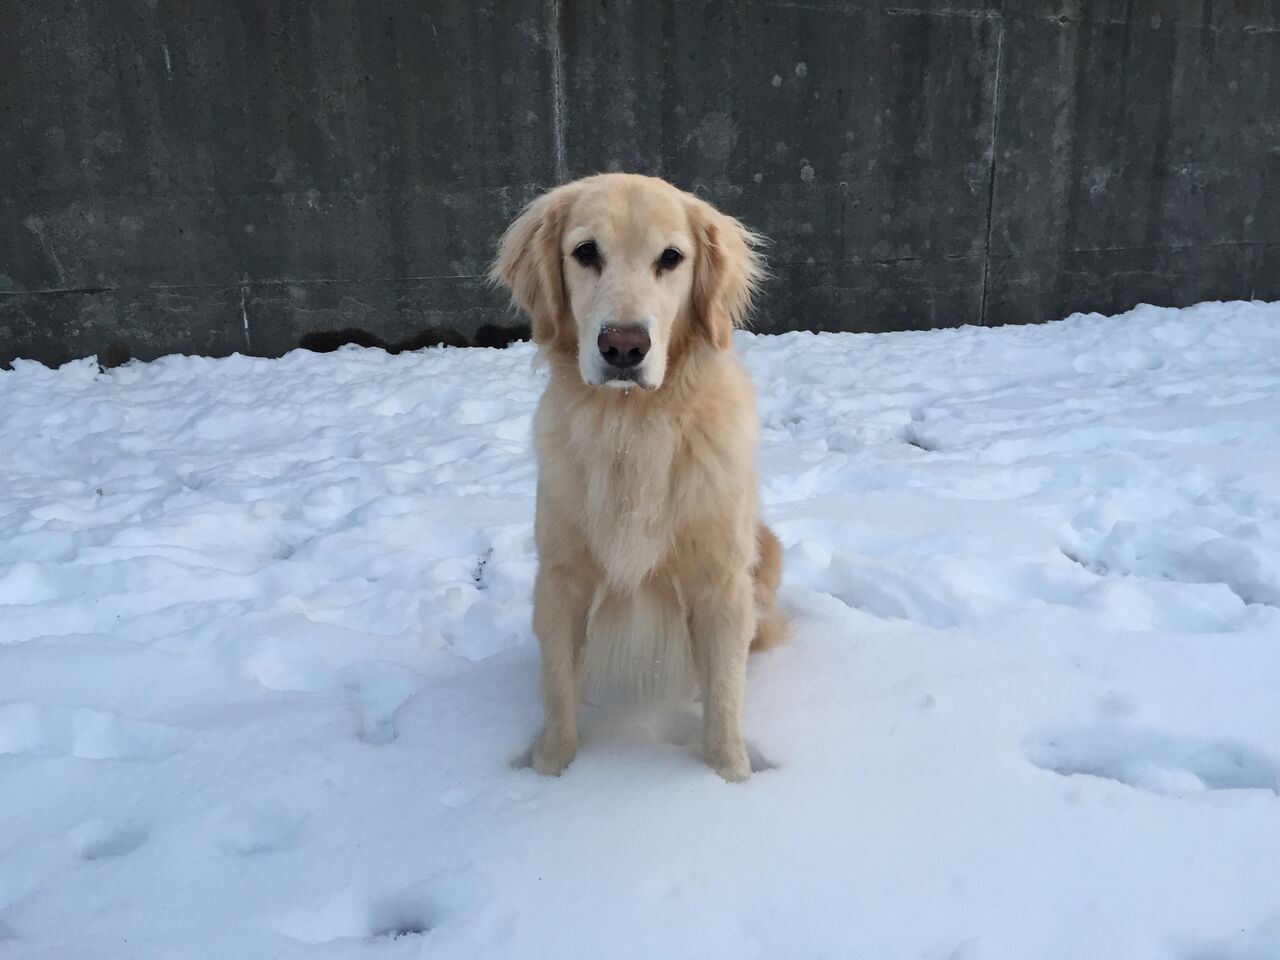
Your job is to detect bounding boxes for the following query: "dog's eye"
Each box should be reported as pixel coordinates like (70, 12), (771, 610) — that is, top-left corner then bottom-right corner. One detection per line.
(658, 248), (684, 271)
(572, 241), (600, 268)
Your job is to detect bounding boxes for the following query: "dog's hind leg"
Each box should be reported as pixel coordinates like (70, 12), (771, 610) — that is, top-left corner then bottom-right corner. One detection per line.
(750, 522), (789, 652)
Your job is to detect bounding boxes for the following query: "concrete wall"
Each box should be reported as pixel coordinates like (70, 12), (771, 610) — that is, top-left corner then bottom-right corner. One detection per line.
(3, 1), (1278, 367)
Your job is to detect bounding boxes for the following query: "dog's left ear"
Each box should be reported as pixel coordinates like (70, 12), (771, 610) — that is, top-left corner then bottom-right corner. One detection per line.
(688, 198), (767, 350)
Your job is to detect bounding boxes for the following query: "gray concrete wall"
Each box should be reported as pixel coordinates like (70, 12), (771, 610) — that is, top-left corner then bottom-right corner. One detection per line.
(3, 1), (1278, 367)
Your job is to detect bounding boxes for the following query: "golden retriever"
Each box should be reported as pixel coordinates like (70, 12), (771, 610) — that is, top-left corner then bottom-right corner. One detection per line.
(491, 173), (786, 782)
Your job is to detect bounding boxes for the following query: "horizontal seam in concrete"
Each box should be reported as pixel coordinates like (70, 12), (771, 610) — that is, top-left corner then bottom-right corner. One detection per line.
(872, 8), (1280, 32)
(3, 243), (1275, 299)
(1001, 12), (1280, 33)
(884, 7), (1000, 20)
(0, 274), (491, 297)
(2, 185), (532, 205)
(776, 239), (1280, 268)
(989, 240), (1280, 258)
(788, 253), (985, 266)
(758, 2), (869, 15)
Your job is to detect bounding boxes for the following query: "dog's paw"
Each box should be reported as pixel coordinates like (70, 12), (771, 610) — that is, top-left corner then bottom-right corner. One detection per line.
(706, 741), (752, 783)
(531, 730), (578, 777)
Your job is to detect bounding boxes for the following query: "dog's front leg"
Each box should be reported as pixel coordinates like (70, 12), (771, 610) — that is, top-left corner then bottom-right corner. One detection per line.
(531, 566), (588, 776)
(692, 573), (754, 782)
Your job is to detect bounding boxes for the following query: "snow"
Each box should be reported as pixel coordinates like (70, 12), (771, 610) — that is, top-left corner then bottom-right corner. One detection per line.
(2, 299), (1279, 959)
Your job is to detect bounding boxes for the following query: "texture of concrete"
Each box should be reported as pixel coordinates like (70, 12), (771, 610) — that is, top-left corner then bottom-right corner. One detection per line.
(2, 0), (1277, 365)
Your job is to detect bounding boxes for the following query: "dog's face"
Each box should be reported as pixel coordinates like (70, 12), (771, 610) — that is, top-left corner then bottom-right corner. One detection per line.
(560, 182), (694, 389)
(492, 174), (763, 391)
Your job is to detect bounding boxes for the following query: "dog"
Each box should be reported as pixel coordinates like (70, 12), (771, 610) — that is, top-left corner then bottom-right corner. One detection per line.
(491, 173), (786, 782)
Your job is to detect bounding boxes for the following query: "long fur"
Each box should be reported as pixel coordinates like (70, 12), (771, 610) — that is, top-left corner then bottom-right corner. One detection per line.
(492, 173), (787, 781)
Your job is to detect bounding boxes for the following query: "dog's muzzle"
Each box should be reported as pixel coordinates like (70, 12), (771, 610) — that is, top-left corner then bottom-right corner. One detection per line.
(596, 324), (653, 389)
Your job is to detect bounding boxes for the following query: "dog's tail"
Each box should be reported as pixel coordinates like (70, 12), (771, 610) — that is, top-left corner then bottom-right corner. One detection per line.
(750, 522), (789, 652)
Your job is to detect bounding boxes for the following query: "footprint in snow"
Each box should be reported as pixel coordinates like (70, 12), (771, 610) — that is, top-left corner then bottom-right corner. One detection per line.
(945, 937), (989, 960)
(366, 896), (434, 940)
(1182, 914), (1280, 960)
(1026, 723), (1280, 796)
(209, 803), (303, 856)
(899, 422), (942, 452)
(0, 702), (184, 761)
(274, 886), (435, 943)
(240, 645), (417, 745)
(70, 817), (149, 860)
(439, 786), (479, 809)
(340, 661), (417, 745)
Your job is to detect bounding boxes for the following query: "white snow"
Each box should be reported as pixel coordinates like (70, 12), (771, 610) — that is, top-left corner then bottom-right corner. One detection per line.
(2, 300), (1279, 959)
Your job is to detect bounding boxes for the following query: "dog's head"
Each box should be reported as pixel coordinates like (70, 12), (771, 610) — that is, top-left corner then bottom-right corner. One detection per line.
(491, 174), (765, 391)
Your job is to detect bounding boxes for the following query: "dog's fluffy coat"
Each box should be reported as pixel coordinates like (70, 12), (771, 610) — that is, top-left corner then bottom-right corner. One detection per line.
(492, 174), (785, 781)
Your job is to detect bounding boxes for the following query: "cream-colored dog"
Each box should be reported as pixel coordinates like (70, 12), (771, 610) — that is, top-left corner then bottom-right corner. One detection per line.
(492, 173), (786, 782)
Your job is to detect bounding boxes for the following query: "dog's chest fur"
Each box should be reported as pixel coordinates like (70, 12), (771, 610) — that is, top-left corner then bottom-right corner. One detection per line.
(567, 400), (684, 591)
(538, 359), (754, 592)
(562, 402), (701, 697)
(534, 359), (756, 697)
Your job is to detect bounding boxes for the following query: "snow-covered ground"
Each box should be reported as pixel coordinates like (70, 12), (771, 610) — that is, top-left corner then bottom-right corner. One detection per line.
(2, 300), (1279, 959)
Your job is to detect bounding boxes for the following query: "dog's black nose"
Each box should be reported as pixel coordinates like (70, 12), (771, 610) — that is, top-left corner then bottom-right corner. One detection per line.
(597, 325), (651, 369)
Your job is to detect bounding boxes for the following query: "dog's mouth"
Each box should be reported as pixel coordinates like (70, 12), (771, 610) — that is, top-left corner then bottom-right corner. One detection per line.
(598, 368), (654, 391)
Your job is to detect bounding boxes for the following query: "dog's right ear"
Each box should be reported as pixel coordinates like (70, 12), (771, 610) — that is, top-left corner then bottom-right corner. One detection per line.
(490, 186), (574, 346)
